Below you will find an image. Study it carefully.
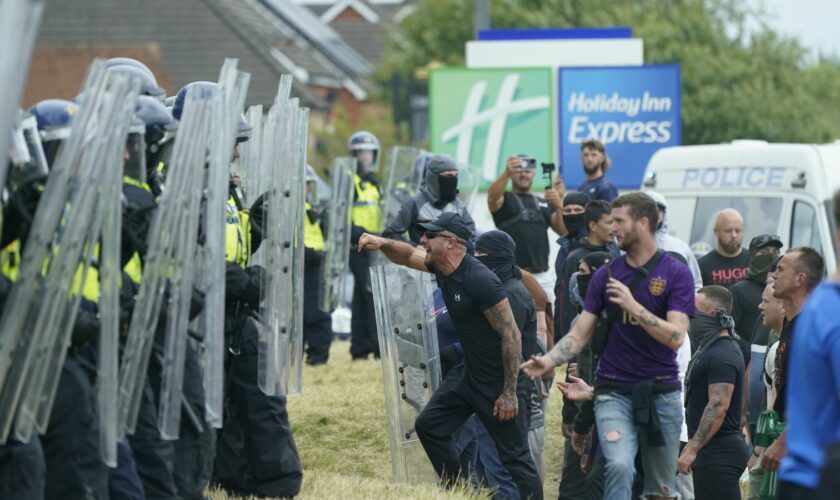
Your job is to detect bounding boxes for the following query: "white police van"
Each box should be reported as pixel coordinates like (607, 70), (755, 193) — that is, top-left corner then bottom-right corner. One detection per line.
(641, 140), (840, 273)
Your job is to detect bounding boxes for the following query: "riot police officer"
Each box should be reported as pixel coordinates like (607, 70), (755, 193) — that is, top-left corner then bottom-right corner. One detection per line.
(347, 131), (382, 359)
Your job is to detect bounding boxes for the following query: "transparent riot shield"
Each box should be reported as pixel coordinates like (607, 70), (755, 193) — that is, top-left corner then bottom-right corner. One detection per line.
(0, 0), (42, 191)
(237, 104), (263, 207)
(0, 61), (138, 443)
(257, 95), (308, 396)
(187, 59), (250, 433)
(319, 157), (356, 312)
(371, 264), (442, 484)
(96, 119), (136, 466)
(10, 70), (139, 442)
(455, 161), (482, 213)
(117, 90), (212, 437)
(379, 146), (427, 228)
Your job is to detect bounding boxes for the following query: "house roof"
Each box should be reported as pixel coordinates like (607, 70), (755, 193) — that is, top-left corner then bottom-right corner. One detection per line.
(31, 0), (371, 108)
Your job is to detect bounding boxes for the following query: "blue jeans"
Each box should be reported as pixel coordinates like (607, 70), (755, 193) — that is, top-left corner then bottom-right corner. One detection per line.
(594, 389), (683, 499)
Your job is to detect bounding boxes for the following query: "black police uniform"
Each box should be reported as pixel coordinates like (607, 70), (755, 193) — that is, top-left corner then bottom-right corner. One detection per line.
(213, 190), (302, 498)
(414, 255), (543, 500)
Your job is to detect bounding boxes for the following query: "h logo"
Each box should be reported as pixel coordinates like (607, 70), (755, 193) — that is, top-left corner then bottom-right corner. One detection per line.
(440, 73), (550, 182)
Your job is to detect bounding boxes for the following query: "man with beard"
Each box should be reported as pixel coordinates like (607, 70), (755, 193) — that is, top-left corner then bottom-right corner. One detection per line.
(576, 140), (618, 203)
(522, 192), (694, 500)
(382, 153), (475, 245)
(678, 286), (748, 499)
(358, 213), (543, 499)
(698, 209), (750, 288)
(489, 155), (565, 302)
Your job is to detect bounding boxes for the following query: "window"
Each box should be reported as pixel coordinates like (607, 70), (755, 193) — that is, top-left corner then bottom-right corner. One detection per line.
(791, 201), (822, 254)
(689, 196), (783, 256)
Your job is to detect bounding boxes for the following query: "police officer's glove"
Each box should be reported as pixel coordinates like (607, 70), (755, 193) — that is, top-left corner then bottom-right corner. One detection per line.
(249, 192), (267, 252)
(225, 263), (250, 305)
(3, 175), (46, 247)
(241, 265), (266, 310)
(72, 305), (101, 347)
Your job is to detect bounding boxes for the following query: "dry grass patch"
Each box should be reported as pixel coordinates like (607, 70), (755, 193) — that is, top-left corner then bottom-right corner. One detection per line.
(211, 341), (569, 498)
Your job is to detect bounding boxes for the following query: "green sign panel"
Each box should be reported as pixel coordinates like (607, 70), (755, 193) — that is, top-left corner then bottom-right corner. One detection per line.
(429, 67), (554, 187)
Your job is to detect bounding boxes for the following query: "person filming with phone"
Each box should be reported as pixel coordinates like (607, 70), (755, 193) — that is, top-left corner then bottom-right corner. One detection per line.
(489, 154), (565, 301)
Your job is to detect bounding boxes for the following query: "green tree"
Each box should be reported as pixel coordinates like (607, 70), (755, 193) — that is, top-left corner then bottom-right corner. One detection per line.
(377, 0), (840, 144)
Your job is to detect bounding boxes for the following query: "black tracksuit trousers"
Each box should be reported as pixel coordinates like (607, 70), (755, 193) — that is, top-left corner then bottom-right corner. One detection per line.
(414, 367), (543, 500)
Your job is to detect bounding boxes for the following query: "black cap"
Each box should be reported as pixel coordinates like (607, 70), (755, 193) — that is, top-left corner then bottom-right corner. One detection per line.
(749, 234), (783, 253)
(419, 212), (473, 241)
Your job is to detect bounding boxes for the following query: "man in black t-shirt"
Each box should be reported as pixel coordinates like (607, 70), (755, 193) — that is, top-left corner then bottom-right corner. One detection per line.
(698, 209), (750, 287)
(488, 155), (565, 303)
(357, 213), (543, 499)
(760, 247), (824, 475)
(678, 286), (748, 498)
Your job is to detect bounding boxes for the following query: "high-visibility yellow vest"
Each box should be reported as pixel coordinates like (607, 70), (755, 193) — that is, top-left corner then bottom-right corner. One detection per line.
(352, 174), (381, 232)
(304, 202), (325, 251)
(0, 240), (21, 282)
(225, 196), (250, 269)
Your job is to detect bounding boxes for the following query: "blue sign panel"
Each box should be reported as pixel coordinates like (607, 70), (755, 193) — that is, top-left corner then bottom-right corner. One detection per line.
(478, 27), (632, 41)
(559, 65), (681, 189)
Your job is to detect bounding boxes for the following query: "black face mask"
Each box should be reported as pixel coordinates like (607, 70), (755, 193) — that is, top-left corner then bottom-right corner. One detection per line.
(563, 213), (585, 235)
(438, 175), (458, 203)
(475, 254), (520, 282)
(576, 273), (592, 301)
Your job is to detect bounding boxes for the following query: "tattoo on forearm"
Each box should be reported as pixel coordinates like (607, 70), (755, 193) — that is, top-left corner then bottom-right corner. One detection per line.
(637, 307), (660, 327)
(692, 383), (733, 448)
(484, 301), (522, 393)
(548, 334), (578, 367)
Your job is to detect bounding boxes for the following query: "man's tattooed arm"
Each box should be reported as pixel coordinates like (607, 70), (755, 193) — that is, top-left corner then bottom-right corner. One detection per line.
(483, 299), (522, 395)
(631, 306), (688, 350)
(686, 382), (734, 452)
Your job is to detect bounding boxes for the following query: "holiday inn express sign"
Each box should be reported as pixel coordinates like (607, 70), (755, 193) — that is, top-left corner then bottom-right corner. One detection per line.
(429, 64), (681, 189)
(429, 68), (553, 186)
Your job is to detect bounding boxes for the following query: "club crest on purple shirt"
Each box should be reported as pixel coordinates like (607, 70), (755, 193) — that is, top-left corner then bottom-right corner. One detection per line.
(648, 277), (667, 296)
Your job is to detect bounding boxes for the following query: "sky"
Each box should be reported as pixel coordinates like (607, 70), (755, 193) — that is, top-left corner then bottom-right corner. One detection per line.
(756, 0), (840, 57)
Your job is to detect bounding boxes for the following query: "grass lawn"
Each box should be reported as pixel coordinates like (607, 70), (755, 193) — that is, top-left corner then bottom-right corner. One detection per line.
(210, 339), (567, 499)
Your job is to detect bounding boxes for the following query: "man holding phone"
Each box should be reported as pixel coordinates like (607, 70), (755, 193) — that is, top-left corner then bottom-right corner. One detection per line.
(489, 154), (565, 301)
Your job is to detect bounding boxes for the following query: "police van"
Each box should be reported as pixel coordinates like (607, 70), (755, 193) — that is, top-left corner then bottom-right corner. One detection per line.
(641, 140), (840, 273)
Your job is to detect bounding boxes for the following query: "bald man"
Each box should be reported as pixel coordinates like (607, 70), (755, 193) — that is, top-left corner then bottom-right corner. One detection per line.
(698, 209), (750, 287)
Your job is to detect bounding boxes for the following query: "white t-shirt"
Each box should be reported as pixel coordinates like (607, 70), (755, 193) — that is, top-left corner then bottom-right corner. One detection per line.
(764, 341), (779, 410)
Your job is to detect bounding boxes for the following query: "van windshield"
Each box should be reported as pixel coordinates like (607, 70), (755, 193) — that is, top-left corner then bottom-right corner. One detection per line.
(688, 196), (784, 255)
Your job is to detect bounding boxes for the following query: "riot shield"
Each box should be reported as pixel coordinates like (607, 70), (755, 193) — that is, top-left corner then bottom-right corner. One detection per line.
(257, 92), (308, 396)
(0, 0), (42, 192)
(237, 104), (263, 207)
(117, 89), (212, 437)
(319, 157), (356, 312)
(455, 161), (482, 213)
(8, 68), (140, 443)
(370, 264), (442, 484)
(379, 146), (426, 228)
(187, 59), (250, 433)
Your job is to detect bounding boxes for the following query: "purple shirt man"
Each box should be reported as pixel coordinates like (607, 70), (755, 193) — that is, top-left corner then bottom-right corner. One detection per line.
(584, 254), (695, 384)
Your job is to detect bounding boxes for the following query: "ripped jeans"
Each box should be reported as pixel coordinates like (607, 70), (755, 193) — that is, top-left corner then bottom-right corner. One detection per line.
(594, 390), (683, 499)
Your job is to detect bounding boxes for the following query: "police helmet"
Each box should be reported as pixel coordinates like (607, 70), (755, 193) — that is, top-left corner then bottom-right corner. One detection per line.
(135, 95), (177, 132)
(347, 131), (379, 153)
(28, 99), (78, 142)
(107, 64), (165, 99)
(105, 58), (165, 98)
(172, 81), (251, 139)
(348, 131), (380, 169)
